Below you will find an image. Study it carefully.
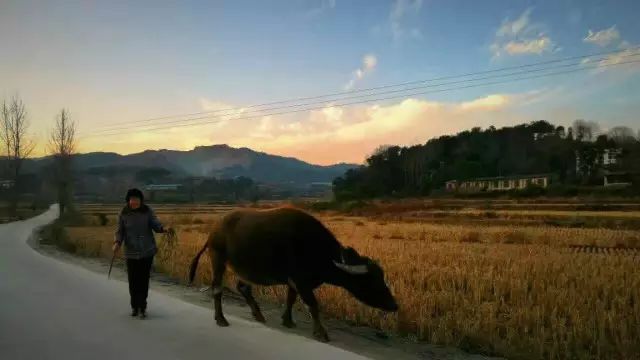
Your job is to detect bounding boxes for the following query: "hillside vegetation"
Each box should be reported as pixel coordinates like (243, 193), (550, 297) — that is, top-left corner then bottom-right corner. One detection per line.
(334, 121), (640, 200)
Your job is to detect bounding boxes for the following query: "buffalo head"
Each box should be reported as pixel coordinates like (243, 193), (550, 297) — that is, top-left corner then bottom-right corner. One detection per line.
(333, 247), (398, 312)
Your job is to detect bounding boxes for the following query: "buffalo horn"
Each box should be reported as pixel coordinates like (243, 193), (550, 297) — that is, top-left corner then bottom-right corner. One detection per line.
(333, 261), (368, 274)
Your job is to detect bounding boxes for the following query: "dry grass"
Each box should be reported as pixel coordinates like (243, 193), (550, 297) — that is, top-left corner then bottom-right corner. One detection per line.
(63, 208), (640, 360)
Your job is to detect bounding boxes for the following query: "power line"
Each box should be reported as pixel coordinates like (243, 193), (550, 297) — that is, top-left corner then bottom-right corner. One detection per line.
(80, 58), (640, 139)
(81, 52), (640, 135)
(82, 58), (640, 137)
(90, 46), (640, 130)
(83, 53), (639, 135)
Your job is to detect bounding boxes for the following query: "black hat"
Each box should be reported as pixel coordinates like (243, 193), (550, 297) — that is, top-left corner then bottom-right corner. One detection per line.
(125, 188), (144, 203)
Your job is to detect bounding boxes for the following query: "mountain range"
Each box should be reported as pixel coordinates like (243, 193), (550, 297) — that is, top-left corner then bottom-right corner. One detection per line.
(25, 144), (358, 185)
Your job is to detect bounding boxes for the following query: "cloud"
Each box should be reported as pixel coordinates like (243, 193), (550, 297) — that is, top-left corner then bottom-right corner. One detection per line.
(81, 93), (547, 166)
(344, 54), (378, 90)
(503, 37), (553, 55)
(598, 47), (640, 66)
(226, 92), (528, 164)
(491, 8), (556, 58)
(458, 94), (511, 112)
(584, 26), (620, 47)
(199, 99), (235, 112)
(197, 98), (247, 127)
(580, 29), (640, 73)
(389, 0), (423, 41)
(591, 46), (640, 72)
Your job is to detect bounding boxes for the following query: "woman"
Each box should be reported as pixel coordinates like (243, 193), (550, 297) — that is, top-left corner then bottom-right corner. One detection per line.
(113, 188), (171, 318)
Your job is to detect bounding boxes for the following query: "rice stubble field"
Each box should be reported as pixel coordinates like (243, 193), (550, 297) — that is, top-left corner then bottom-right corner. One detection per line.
(54, 201), (640, 360)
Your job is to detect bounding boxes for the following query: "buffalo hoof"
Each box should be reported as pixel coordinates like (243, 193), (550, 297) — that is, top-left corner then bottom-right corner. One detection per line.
(215, 317), (230, 327)
(281, 317), (296, 328)
(313, 327), (330, 342)
(253, 312), (266, 323)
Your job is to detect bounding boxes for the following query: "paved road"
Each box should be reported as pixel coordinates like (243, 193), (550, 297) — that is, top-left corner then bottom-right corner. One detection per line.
(0, 206), (369, 360)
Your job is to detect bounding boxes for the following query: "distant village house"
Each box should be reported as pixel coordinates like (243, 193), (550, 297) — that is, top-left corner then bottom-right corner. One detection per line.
(0, 179), (15, 189)
(143, 184), (183, 201)
(445, 174), (552, 193)
(575, 148), (622, 174)
(143, 184), (183, 191)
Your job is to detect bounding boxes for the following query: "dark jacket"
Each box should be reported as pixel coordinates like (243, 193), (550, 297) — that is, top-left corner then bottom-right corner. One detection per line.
(114, 204), (164, 259)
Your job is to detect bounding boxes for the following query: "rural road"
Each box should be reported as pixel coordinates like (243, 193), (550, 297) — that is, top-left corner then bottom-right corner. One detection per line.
(0, 206), (369, 360)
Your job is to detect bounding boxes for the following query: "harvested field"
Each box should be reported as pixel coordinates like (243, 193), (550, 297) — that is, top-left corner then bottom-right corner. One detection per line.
(54, 199), (640, 360)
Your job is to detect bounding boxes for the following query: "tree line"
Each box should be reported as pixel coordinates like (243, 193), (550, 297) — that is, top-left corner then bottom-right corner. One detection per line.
(333, 120), (640, 200)
(1, 95), (76, 217)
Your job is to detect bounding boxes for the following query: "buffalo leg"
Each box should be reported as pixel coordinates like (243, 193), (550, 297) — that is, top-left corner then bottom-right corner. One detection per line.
(297, 287), (329, 342)
(211, 251), (229, 327)
(236, 281), (266, 323)
(281, 285), (297, 328)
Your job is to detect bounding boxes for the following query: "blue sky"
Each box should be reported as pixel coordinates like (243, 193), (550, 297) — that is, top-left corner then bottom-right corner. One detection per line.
(1, 0), (639, 164)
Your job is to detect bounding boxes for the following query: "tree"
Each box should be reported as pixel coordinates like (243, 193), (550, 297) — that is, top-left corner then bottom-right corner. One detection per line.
(607, 126), (636, 145)
(567, 127), (574, 141)
(331, 120), (640, 199)
(572, 119), (600, 142)
(530, 120), (554, 134)
(1, 96), (35, 214)
(0, 104), (9, 181)
(49, 109), (77, 216)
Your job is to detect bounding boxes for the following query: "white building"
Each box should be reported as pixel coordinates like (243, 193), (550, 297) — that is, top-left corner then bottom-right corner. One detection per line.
(446, 174), (552, 193)
(144, 184), (182, 191)
(601, 148), (621, 166)
(0, 180), (14, 189)
(575, 148), (622, 174)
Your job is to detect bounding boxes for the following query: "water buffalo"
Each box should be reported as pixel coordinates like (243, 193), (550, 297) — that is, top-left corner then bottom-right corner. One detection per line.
(189, 207), (398, 341)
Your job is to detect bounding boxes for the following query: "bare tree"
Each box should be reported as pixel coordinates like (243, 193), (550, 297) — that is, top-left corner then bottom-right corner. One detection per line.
(49, 108), (77, 216)
(572, 119), (600, 142)
(1, 95), (35, 214)
(1, 103), (10, 178)
(607, 126), (636, 145)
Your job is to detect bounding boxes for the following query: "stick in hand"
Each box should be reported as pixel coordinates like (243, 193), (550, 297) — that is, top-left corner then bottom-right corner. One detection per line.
(108, 243), (120, 279)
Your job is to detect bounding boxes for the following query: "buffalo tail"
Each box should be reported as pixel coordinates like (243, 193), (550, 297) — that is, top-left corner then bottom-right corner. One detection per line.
(188, 241), (208, 285)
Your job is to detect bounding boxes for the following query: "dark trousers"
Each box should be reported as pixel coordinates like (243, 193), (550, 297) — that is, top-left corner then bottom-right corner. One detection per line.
(126, 256), (153, 311)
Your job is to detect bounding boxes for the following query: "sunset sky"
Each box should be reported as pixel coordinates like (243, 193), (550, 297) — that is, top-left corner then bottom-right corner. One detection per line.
(1, 0), (639, 165)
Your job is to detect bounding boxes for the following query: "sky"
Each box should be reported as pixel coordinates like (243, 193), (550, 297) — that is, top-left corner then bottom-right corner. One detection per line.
(1, 0), (639, 165)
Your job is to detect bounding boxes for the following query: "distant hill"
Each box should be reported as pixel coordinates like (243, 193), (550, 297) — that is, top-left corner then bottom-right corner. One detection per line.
(25, 145), (358, 185)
